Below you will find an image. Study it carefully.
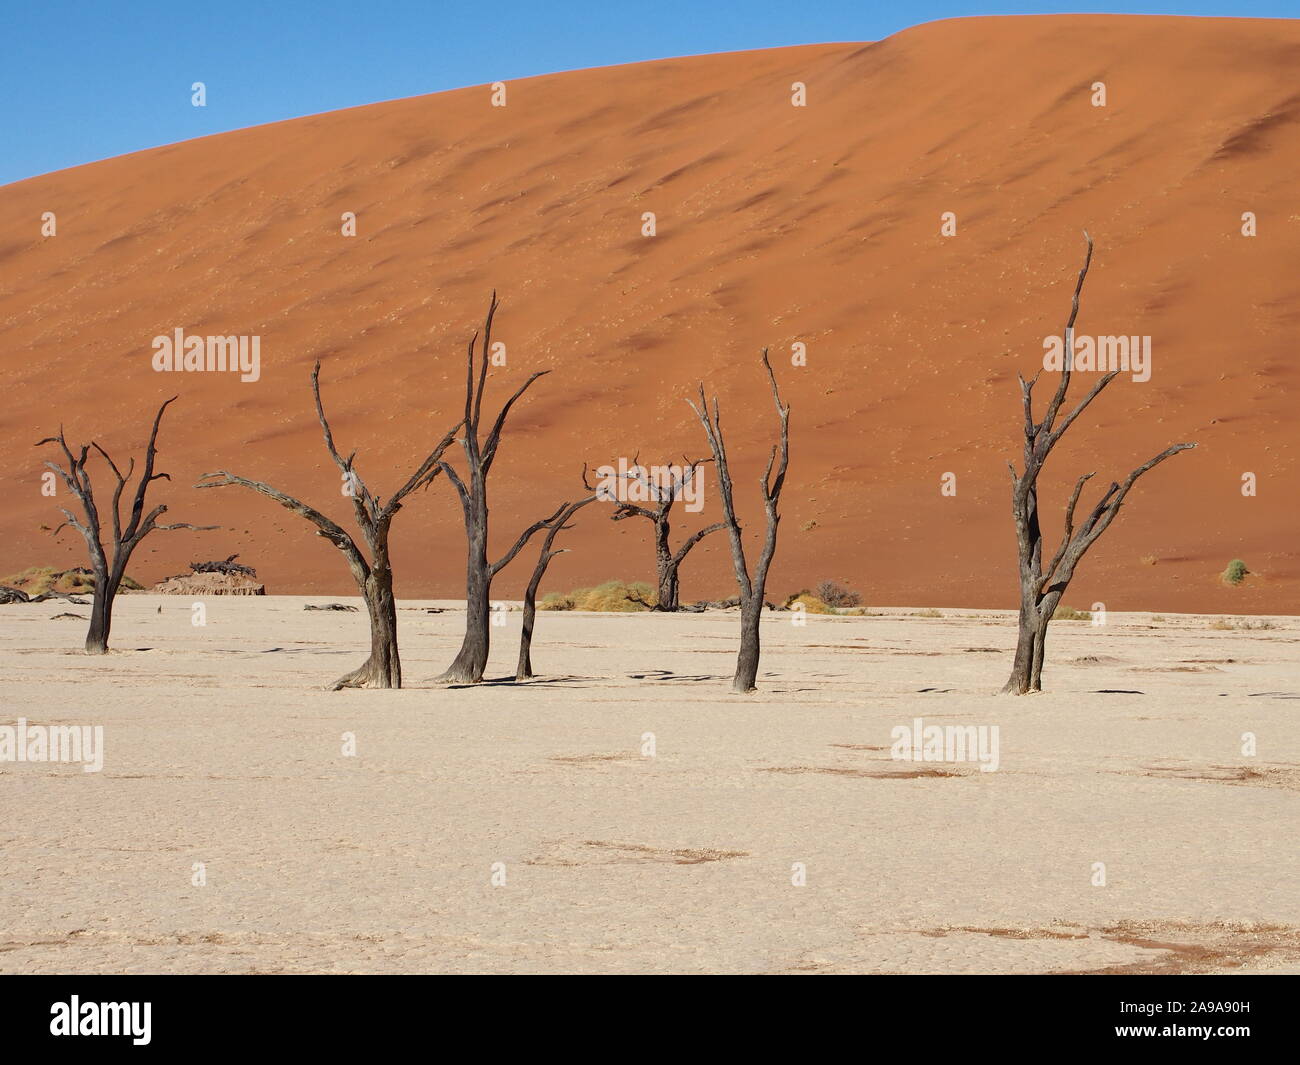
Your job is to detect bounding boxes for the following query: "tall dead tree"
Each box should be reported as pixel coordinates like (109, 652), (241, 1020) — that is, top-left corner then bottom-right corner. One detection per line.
(1004, 232), (1195, 694)
(437, 293), (557, 684)
(601, 456), (725, 610)
(197, 363), (460, 690)
(688, 351), (790, 693)
(38, 398), (213, 655)
(516, 493), (598, 681)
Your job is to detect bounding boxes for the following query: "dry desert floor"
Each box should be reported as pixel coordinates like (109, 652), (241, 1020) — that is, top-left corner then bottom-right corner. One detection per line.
(2, 595), (1298, 974)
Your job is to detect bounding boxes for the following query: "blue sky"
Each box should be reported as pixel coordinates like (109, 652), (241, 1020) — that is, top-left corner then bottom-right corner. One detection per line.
(4, 1), (1294, 186)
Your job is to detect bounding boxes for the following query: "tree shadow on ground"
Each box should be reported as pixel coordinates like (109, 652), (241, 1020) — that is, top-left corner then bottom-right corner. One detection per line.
(628, 669), (726, 683)
(429, 674), (597, 690)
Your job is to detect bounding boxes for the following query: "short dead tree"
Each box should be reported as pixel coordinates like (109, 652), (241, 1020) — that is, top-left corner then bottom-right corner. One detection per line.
(595, 455), (724, 610)
(687, 351), (790, 693)
(197, 363), (460, 690)
(436, 293), (561, 684)
(516, 493), (598, 681)
(1004, 232), (1196, 694)
(38, 398), (213, 654)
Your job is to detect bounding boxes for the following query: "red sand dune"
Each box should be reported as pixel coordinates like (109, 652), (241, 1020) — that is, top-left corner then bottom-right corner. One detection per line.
(2, 14), (1297, 613)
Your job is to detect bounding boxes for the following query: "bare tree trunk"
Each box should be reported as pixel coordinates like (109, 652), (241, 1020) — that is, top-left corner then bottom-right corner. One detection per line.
(443, 513), (491, 684)
(437, 293), (555, 685)
(366, 570), (401, 687)
(330, 547), (401, 690)
(516, 571), (542, 681)
(516, 495), (595, 681)
(688, 352), (790, 694)
(198, 363), (460, 690)
(85, 569), (119, 655)
(1003, 480), (1045, 694)
(653, 518), (677, 610)
(1004, 604), (1045, 695)
(1002, 231), (1195, 693)
(734, 597), (764, 693)
(39, 398), (213, 656)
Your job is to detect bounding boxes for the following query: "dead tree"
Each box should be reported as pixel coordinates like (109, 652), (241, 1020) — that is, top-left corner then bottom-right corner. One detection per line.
(599, 455), (725, 610)
(436, 293), (557, 684)
(687, 351), (790, 693)
(1004, 232), (1195, 694)
(38, 398), (213, 655)
(516, 493), (598, 680)
(197, 363), (460, 689)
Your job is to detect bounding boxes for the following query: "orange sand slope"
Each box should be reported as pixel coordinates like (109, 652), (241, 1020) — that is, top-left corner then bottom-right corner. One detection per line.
(2, 14), (1296, 612)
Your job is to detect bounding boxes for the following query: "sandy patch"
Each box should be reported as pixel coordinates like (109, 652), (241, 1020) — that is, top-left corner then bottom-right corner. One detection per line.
(1, 596), (1297, 974)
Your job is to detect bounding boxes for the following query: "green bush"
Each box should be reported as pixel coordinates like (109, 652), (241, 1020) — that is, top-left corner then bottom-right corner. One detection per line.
(1221, 559), (1248, 586)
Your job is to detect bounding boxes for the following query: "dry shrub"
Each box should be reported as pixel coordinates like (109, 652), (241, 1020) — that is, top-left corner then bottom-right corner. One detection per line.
(814, 579), (861, 608)
(540, 580), (655, 612)
(1, 565), (143, 595)
(1052, 605), (1092, 622)
(784, 592), (834, 615)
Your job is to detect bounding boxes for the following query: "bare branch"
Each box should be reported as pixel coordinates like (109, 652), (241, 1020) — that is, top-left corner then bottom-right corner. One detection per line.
(121, 396), (177, 543)
(489, 501), (570, 578)
(611, 502), (659, 522)
(1038, 230), (1093, 437)
(482, 371), (549, 472)
(196, 470), (366, 574)
(385, 420), (464, 515)
(1040, 472), (1094, 592)
(473, 291), (498, 432)
(438, 460), (470, 517)
(154, 521), (220, 532)
(671, 521), (726, 566)
(1041, 370), (1119, 456)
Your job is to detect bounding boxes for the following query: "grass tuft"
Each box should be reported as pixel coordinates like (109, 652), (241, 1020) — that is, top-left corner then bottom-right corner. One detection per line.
(540, 580), (655, 612)
(1052, 605), (1092, 622)
(1, 565), (143, 595)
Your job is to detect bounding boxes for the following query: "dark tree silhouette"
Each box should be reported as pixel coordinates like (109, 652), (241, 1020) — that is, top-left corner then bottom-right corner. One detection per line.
(197, 363), (460, 689)
(436, 293), (557, 684)
(687, 351), (790, 693)
(601, 455), (724, 610)
(516, 492), (598, 680)
(38, 398), (213, 654)
(1004, 232), (1195, 694)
